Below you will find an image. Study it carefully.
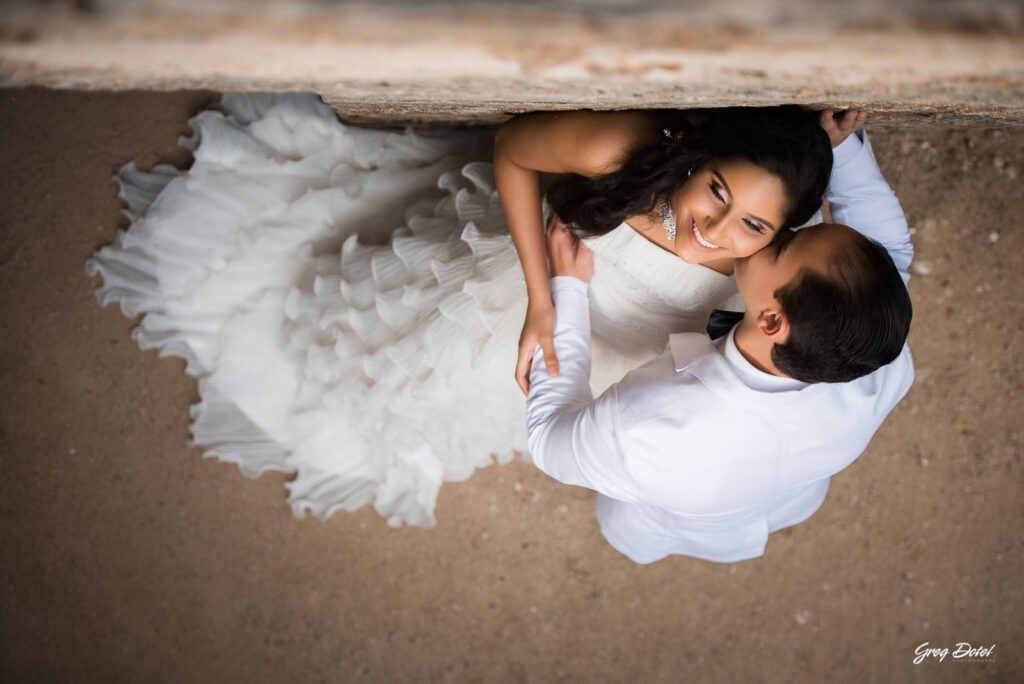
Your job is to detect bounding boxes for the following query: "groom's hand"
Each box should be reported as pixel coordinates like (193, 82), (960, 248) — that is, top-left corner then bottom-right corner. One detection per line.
(546, 215), (594, 282)
(819, 109), (867, 148)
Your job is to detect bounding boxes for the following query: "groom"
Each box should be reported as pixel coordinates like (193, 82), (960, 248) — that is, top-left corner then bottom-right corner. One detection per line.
(525, 115), (914, 564)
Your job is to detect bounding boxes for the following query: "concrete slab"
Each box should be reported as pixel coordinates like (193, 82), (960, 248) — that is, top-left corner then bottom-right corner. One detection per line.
(0, 0), (1022, 125)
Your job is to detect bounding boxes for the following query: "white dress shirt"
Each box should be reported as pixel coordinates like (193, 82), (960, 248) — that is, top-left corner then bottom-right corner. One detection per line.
(526, 131), (915, 564)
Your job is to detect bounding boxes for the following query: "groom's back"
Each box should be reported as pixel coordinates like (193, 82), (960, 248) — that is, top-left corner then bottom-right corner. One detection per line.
(602, 332), (913, 562)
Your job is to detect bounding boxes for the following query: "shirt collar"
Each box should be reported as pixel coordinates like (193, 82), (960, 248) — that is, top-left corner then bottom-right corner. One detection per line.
(669, 330), (820, 409)
(720, 326), (806, 393)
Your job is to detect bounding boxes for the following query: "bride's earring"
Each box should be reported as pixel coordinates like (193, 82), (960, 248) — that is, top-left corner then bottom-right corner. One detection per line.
(657, 167), (694, 242)
(657, 200), (676, 241)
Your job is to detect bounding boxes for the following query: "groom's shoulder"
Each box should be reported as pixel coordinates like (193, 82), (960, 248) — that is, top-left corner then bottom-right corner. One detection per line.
(845, 343), (915, 407)
(610, 337), (725, 432)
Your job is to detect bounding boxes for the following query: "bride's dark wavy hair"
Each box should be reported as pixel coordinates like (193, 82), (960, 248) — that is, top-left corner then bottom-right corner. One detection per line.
(547, 106), (832, 237)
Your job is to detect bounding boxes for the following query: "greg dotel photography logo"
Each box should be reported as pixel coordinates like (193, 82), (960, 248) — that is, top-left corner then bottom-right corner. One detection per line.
(913, 642), (997, 665)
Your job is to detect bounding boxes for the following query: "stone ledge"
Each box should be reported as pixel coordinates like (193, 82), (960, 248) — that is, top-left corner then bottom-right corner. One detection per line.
(1, 0), (1022, 126)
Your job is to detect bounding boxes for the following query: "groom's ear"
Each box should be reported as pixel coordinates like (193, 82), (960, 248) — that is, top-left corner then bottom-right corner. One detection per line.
(755, 306), (790, 343)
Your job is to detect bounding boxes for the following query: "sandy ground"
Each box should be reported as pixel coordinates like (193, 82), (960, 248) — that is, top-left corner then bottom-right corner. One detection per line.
(0, 87), (1021, 683)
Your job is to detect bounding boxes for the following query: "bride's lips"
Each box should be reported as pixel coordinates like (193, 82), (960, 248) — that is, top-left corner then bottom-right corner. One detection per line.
(686, 216), (724, 253)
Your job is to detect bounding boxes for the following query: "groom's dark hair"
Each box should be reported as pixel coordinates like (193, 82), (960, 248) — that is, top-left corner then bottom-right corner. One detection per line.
(772, 232), (912, 383)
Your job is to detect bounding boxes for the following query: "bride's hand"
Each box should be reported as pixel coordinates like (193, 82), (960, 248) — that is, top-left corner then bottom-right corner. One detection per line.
(516, 302), (557, 395)
(819, 109), (867, 148)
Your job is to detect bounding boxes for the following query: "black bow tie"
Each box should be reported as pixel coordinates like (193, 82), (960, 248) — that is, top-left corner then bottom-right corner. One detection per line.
(706, 309), (744, 340)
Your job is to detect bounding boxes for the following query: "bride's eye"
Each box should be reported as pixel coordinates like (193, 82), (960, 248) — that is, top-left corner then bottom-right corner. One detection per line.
(743, 218), (766, 234)
(709, 182), (726, 203)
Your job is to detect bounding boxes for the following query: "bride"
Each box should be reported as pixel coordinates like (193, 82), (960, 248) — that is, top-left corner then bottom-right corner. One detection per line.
(494, 107), (832, 393)
(87, 93), (832, 527)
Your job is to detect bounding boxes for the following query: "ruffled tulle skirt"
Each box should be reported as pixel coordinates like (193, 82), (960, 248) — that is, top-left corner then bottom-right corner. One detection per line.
(89, 93), (532, 527)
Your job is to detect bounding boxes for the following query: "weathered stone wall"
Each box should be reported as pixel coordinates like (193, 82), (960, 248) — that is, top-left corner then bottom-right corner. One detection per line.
(1, 0), (1022, 125)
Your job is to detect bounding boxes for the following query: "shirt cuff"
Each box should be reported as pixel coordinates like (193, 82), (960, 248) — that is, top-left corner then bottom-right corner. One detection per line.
(832, 127), (865, 168)
(550, 276), (590, 336)
(550, 275), (588, 298)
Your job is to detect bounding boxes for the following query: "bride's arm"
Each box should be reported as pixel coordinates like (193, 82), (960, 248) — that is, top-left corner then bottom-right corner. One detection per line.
(494, 110), (658, 394)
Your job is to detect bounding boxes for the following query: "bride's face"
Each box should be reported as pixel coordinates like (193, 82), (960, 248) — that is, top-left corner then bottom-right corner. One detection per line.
(669, 159), (789, 266)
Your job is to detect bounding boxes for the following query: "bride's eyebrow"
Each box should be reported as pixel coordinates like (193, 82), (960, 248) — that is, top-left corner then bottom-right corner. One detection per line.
(712, 170), (777, 232)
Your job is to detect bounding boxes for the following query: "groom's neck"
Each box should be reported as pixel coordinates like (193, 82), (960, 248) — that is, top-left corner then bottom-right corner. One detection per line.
(732, 319), (790, 378)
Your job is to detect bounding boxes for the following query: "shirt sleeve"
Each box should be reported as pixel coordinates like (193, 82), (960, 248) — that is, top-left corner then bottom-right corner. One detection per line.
(525, 276), (644, 503)
(827, 129), (914, 282)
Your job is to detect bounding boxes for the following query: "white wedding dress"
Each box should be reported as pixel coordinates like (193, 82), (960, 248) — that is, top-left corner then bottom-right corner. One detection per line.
(87, 93), (740, 527)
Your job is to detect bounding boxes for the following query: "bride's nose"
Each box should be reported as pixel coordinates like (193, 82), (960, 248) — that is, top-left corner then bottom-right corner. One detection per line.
(701, 212), (727, 240)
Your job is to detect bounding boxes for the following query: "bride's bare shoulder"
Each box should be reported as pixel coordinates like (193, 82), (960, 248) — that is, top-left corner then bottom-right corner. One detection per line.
(568, 110), (663, 174)
(495, 110), (661, 177)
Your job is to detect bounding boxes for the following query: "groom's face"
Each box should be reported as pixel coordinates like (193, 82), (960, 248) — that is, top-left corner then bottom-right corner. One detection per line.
(734, 224), (853, 312)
